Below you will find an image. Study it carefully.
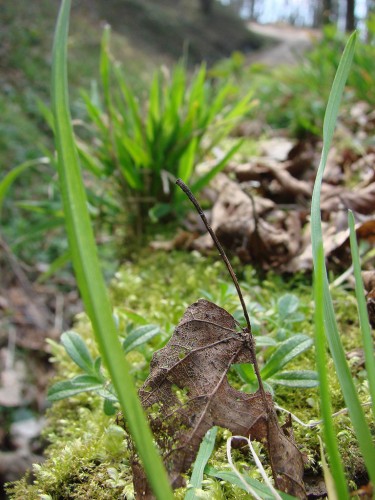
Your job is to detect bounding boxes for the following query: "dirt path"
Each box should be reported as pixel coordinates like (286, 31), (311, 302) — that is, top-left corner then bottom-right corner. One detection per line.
(247, 22), (320, 66)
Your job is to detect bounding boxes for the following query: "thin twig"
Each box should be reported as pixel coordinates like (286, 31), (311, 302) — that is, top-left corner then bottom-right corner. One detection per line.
(176, 178), (267, 399)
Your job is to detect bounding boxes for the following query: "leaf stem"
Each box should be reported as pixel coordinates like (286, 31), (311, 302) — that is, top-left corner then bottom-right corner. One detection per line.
(176, 178), (266, 398)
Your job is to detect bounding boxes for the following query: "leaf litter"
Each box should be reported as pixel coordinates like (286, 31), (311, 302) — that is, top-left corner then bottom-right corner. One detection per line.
(157, 113), (375, 273)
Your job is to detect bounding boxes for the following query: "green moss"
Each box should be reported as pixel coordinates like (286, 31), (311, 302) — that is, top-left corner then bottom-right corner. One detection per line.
(7, 250), (371, 497)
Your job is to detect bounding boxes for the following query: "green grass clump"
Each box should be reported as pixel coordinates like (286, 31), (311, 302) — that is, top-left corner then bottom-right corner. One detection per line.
(72, 25), (254, 233)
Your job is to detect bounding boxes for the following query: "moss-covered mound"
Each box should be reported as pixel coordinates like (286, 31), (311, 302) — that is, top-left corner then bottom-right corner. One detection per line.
(6, 251), (371, 498)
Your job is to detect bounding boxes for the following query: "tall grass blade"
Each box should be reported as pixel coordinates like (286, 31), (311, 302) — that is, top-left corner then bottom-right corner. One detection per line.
(100, 24), (112, 112)
(314, 243), (348, 499)
(348, 210), (375, 420)
(310, 31), (375, 485)
(52, 1), (173, 497)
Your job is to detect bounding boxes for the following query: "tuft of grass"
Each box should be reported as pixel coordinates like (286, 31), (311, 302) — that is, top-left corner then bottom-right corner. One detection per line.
(311, 30), (375, 496)
(75, 25), (254, 232)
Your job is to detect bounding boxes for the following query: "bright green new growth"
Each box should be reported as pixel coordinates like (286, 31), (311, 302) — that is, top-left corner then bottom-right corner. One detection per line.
(51, 0), (172, 498)
(311, 30), (375, 496)
(77, 26), (253, 229)
(185, 426), (218, 499)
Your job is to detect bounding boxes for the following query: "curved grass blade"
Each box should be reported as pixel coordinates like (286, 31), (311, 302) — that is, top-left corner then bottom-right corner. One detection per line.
(348, 210), (375, 420)
(205, 467), (295, 500)
(52, 2), (173, 497)
(310, 31), (375, 486)
(0, 157), (50, 216)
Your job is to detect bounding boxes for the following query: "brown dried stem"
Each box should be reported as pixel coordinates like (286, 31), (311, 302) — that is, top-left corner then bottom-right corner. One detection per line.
(176, 178), (266, 398)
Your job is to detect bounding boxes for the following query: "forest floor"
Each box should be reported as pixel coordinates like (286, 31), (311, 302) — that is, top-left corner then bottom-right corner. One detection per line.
(1, 13), (374, 499)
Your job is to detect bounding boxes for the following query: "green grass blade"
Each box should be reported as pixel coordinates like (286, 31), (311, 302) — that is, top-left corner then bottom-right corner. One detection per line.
(348, 210), (375, 420)
(166, 63), (185, 122)
(310, 31), (375, 485)
(311, 32), (356, 248)
(314, 243), (348, 499)
(0, 158), (50, 216)
(115, 66), (144, 144)
(185, 426), (218, 500)
(205, 467), (296, 500)
(52, 2), (173, 498)
(177, 136), (198, 182)
(260, 334), (313, 379)
(100, 24), (112, 112)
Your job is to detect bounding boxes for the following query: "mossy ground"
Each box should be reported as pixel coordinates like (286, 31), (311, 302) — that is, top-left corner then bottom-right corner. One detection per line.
(6, 250), (372, 498)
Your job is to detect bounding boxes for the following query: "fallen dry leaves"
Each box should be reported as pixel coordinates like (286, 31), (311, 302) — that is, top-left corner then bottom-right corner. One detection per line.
(162, 114), (374, 273)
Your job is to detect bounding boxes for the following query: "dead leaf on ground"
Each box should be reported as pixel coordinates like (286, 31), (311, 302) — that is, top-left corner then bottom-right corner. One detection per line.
(149, 231), (199, 252)
(362, 271), (375, 292)
(259, 137), (296, 162)
(285, 217), (375, 273)
(321, 182), (375, 215)
(132, 299), (306, 499)
(366, 289), (375, 329)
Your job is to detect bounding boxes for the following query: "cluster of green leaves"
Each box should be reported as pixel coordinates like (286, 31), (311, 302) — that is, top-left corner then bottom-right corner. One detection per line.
(0, 19), (254, 274)
(48, 321), (162, 412)
(200, 284), (318, 392)
(244, 23), (375, 136)
(48, 277), (318, 413)
(232, 293), (317, 393)
(75, 26), (253, 229)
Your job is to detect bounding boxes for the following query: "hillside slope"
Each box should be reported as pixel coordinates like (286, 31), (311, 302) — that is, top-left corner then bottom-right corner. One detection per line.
(0, 0), (266, 166)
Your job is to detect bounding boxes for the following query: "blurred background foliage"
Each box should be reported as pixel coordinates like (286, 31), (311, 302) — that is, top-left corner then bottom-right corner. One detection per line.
(1, 0), (374, 276)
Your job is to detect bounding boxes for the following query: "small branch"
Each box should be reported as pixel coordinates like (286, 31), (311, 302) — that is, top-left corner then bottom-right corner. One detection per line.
(176, 179), (267, 399)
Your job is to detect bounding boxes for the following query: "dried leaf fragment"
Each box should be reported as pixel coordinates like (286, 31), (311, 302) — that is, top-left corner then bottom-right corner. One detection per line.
(132, 299), (306, 499)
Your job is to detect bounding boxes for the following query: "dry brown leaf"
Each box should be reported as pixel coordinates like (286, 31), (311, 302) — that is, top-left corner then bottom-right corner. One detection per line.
(362, 271), (375, 292)
(321, 182), (375, 215)
(193, 177), (274, 253)
(149, 231), (199, 252)
(285, 217), (375, 273)
(216, 209), (302, 268)
(259, 137), (296, 161)
(231, 158), (272, 182)
(366, 289), (375, 329)
(264, 161), (312, 198)
(132, 299), (306, 498)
